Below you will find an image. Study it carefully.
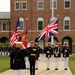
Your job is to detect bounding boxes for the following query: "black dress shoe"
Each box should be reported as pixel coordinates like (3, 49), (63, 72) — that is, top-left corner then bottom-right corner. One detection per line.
(35, 68), (38, 70)
(55, 68), (58, 70)
(64, 68), (68, 70)
(47, 68), (50, 70)
(27, 68), (29, 70)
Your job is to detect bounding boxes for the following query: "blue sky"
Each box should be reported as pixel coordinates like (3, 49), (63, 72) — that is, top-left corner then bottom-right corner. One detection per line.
(0, 0), (10, 12)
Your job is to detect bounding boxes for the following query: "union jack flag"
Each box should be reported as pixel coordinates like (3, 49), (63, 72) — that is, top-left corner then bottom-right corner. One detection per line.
(38, 18), (58, 41)
(10, 18), (20, 47)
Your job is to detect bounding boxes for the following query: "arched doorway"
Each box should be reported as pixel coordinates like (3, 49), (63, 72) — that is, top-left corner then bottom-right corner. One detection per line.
(62, 36), (72, 53)
(0, 37), (8, 43)
(48, 37), (58, 46)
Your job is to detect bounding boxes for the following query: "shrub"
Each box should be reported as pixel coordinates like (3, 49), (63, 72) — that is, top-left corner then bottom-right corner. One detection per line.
(0, 42), (10, 47)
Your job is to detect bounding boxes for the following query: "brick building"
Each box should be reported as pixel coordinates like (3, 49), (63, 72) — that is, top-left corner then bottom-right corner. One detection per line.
(0, 12), (10, 43)
(1, 0), (75, 53)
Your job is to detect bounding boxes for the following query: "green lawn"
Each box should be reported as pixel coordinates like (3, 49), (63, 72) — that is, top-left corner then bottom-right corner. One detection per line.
(0, 56), (10, 73)
(69, 56), (75, 75)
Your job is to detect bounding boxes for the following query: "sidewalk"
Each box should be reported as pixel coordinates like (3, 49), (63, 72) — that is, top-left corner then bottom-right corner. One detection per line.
(0, 54), (72, 75)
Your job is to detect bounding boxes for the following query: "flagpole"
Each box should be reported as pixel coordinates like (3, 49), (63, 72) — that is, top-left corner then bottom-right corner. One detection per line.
(51, 0), (54, 45)
(25, 18), (28, 31)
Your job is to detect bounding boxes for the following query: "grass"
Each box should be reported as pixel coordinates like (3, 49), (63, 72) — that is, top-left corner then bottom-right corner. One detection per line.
(69, 56), (75, 75)
(0, 56), (10, 73)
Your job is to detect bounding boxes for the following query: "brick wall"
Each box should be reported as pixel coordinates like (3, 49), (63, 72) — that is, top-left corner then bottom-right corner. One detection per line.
(10, 0), (75, 53)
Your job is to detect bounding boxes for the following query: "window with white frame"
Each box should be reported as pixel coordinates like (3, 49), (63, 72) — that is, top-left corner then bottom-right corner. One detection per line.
(37, 17), (44, 30)
(64, 0), (71, 9)
(15, 1), (20, 10)
(22, 1), (27, 10)
(50, 0), (57, 9)
(64, 17), (70, 30)
(19, 18), (24, 30)
(2, 22), (7, 31)
(37, 1), (44, 10)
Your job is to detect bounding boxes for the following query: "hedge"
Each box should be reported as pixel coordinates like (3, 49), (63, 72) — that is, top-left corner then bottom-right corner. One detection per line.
(0, 42), (10, 47)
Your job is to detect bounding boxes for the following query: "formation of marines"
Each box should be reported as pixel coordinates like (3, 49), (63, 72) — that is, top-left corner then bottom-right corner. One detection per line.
(0, 41), (70, 75)
(44, 42), (70, 70)
(0, 46), (16, 56)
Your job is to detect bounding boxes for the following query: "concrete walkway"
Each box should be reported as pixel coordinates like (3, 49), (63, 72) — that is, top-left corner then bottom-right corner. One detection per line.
(0, 54), (72, 75)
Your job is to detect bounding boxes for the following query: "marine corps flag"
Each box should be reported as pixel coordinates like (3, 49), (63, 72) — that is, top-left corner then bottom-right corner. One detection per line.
(20, 18), (28, 49)
(10, 18), (20, 47)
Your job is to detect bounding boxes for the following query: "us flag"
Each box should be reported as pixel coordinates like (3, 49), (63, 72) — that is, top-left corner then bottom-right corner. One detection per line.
(10, 18), (20, 47)
(38, 18), (58, 41)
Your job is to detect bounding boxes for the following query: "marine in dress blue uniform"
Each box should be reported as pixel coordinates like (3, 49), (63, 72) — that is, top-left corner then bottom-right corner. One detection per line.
(0, 46), (1, 55)
(44, 42), (52, 70)
(62, 43), (70, 70)
(35, 42), (42, 70)
(27, 41), (38, 75)
(26, 43), (30, 70)
(53, 44), (61, 70)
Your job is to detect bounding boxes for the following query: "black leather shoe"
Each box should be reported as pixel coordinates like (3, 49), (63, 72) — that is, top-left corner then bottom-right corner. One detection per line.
(55, 68), (58, 70)
(35, 68), (38, 70)
(64, 68), (68, 70)
(27, 68), (29, 70)
(47, 68), (50, 70)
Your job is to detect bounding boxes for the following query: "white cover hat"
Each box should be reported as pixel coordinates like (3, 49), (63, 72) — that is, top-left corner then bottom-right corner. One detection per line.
(15, 42), (22, 44)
